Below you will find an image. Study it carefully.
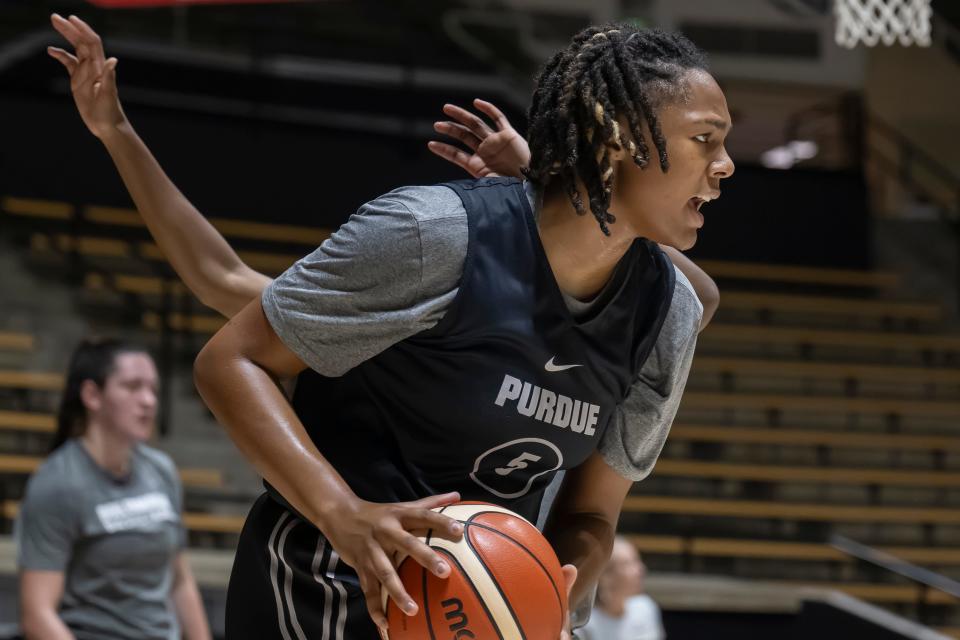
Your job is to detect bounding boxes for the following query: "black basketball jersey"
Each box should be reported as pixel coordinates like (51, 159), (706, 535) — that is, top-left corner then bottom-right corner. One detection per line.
(276, 178), (675, 523)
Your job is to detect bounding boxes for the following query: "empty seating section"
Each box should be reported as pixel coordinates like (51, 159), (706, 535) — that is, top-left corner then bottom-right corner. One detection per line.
(4, 194), (960, 626)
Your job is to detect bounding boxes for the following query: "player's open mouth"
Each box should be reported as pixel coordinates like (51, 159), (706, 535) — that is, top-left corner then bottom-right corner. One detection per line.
(688, 193), (718, 211)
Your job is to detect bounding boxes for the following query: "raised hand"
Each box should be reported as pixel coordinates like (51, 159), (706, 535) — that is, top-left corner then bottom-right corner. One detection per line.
(321, 491), (464, 634)
(428, 98), (531, 179)
(48, 14), (126, 139)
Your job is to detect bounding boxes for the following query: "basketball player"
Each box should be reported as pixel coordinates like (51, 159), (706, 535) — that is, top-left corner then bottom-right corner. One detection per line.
(48, 14), (732, 638)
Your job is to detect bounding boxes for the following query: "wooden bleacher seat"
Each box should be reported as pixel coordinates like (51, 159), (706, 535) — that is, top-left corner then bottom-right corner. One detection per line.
(7, 195), (331, 248)
(132, 314), (960, 356)
(0, 410), (55, 432)
(0, 332), (34, 353)
(682, 391), (960, 418)
(652, 459), (960, 488)
(138, 243), (299, 274)
(668, 424), (960, 453)
(142, 311), (224, 334)
(719, 291), (942, 322)
(2, 196), (72, 220)
(36, 233), (131, 258)
(622, 495), (960, 524)
(36, 233), (299, 278)
(1, 500), (243, 534)
(627, 534), (960, 565)
(700, 323), (960, 352)
(0, 455), (223, 488)
(693, 260), (901, 289)
(82, 203), (332, 246)
(769, 581), (955, 605)
(0, 370), (63, 391)
(692, 356), (960, 385)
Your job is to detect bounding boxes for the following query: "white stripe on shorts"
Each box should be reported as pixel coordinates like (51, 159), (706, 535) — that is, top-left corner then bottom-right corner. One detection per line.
(267, 512), (293, 640)
(278, 517), (308, 640)
(311, 533), (349, 640)
(311, 534), (336, 640)
(328, 549), (348, 640)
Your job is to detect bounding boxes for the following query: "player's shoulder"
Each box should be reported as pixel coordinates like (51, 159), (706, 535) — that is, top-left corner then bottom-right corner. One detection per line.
(374, 184), (467, 224)
(659, 251), (703, 323)
(23, 442), (83, 507)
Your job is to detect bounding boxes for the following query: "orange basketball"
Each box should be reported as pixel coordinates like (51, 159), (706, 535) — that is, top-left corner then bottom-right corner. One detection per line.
(383, 502), (568, 639)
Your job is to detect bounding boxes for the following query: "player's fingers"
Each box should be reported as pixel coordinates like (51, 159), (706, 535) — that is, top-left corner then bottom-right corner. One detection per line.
(562, 564), (578, 598)
(72, 53), (98, 92)
(358, 570), (390, 633)
(427, 141), (478, 177)
(47, 47), (78, 76)
(368, 544), (418, 616)
(50, 13), (82, 47)
(103, 57), (119, 91)
(474, 98), (511, 131)
(408, 491), (461, 511)
(398, 507), (464, 543)
(433, 121), (480, 151)
(68, 15), (106, 62)
(442, 103), (493, 140)
(388, 529), (451, 578)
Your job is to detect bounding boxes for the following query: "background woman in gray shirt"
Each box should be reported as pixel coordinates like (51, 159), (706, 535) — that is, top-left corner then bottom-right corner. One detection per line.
(17, 338), (210, 640)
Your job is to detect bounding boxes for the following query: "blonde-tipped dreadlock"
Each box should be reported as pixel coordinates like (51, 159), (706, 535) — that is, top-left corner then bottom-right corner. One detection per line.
(524, 25), (708, 235)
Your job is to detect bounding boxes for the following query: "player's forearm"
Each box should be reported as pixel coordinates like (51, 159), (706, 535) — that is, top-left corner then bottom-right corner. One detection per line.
(22, 609), (75, 640)
(99, 122), (269, 317)
(543, 512), (616, 625)
(172, 562), (212, 640)
(193, 335), (354, 528)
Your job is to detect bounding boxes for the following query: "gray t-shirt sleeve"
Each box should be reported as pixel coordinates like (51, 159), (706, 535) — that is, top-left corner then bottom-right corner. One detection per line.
(16, 473), (79, 571)
(262, 185), (467, 376)
(597, 266), (702, 481)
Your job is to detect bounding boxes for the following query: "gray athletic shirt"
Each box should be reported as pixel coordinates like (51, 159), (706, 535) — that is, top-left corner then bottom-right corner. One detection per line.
(263, 182), (701, 481)
(16, 439), (185, 640)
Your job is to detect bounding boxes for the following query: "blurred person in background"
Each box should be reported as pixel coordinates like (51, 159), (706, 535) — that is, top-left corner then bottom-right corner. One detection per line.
(15, 338), (210, 640)
(580, 536), (666, 640)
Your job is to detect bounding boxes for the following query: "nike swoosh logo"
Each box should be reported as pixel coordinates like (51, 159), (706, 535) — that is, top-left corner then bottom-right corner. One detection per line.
(545, 356), (583, 372)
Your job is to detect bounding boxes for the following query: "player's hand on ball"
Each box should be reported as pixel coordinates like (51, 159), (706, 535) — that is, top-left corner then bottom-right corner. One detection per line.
(48, 14), (127, 140)
(428, 98), (531, 179)
(560, 564), (578, 640)
(321, 491), (463, 633)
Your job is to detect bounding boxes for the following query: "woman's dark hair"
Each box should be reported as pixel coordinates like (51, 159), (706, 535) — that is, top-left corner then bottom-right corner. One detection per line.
(525, 25), (709, 235)
(52, 337), (149, 452)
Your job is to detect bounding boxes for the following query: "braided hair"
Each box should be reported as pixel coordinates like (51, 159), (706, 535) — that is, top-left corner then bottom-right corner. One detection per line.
(525, 26), (708, 235)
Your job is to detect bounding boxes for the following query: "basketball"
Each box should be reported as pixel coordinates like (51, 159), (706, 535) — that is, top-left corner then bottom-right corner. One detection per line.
(383, 502), (568, 639)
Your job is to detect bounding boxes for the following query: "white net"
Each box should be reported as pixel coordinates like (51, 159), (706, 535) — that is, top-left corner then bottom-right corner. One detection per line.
(835, 0), (933, 48)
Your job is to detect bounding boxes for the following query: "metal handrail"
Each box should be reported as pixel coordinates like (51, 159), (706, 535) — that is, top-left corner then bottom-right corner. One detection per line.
(829, 534), (960, 625)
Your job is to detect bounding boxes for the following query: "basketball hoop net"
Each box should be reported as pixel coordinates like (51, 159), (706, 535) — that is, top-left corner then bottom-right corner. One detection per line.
(835, 0), (932, 48)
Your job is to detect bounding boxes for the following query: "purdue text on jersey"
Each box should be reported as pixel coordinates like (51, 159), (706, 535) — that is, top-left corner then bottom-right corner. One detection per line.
(494, 374), (601, 436)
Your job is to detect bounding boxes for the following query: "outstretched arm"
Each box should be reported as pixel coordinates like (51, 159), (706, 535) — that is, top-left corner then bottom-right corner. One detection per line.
(48, 13), (269, 319)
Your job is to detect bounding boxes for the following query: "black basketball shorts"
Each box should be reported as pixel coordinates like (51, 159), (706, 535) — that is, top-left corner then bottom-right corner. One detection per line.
(225, 493), (381, 640)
